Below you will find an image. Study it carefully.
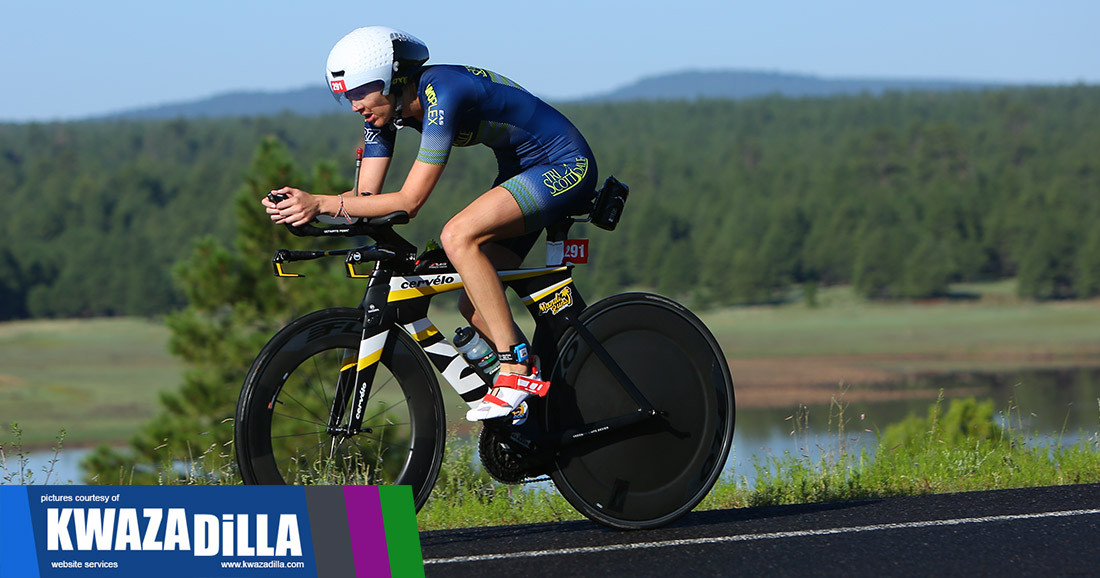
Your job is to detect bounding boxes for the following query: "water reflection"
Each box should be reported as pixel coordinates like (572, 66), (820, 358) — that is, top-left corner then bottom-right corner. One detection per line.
(728, 367), (1100, 485)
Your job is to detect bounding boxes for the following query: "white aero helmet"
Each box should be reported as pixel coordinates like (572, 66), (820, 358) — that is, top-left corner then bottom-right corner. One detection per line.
(326, 26), (429, 102)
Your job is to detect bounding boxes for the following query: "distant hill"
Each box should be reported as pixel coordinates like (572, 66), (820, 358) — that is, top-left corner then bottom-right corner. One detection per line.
(105, 87), (343, 120)
(102, 69), (1016, 120)
(581, 70), (1006, 102)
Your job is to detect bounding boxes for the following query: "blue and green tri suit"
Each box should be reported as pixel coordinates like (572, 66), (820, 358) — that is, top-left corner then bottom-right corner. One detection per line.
(362, 64), (598, 256)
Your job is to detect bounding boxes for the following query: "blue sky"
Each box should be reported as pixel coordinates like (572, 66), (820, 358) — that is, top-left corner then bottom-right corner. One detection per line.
(2, 0), (1097, 122)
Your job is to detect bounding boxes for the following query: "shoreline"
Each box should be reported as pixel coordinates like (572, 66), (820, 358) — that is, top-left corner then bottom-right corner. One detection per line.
(731, 352), (1100, 409)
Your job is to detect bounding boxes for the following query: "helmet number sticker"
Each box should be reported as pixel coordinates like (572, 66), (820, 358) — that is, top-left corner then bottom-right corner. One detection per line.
(330, 80), (347, 93)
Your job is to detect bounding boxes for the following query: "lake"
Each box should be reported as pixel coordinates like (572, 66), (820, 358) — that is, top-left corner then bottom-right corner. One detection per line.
(728, 367), (1100, 484)
(8, 368), (1100, 488)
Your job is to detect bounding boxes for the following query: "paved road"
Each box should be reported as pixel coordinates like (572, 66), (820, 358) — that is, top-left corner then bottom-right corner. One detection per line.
(421, 483), (1100, 577)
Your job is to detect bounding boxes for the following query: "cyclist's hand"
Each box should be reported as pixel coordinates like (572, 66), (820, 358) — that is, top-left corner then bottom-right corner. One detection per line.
(265, 187), (321, 226)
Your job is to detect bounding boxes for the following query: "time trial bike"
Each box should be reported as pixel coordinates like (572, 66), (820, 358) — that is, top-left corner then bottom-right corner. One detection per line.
(234, 177), (735, 529)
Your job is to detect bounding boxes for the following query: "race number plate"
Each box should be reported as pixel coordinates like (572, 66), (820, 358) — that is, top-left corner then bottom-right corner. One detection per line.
(563, 239), (589, 264)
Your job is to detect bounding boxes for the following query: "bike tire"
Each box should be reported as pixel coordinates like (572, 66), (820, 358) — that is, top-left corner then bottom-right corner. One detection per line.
(547, 293), (735, 529)
(235, 308), (446, 511)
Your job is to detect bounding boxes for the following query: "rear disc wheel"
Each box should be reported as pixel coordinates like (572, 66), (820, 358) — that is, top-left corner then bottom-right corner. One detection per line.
(547, 293), (734, 529)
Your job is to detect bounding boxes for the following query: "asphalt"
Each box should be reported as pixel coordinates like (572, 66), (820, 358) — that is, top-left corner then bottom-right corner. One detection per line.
(421, 483), (1100, 577)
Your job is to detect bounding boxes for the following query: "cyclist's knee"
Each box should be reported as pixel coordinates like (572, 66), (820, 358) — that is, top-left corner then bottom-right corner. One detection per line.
(440, 217), (475, 259)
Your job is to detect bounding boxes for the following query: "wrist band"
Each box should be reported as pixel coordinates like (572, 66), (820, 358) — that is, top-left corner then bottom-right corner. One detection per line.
(338, 195), (353, 223)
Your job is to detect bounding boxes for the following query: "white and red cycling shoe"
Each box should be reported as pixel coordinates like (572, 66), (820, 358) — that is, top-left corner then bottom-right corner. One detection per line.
(465, 366), (550, 422)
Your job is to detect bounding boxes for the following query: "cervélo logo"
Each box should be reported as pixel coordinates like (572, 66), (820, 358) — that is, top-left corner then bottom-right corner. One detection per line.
(399, 275), (456, 290)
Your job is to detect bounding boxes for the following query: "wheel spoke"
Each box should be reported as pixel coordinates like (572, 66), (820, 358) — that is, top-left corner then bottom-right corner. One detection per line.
(270, 431), (327, 441)
(279, 439), (326, 470)
(356, 432), (412, 454)
(306, 353), (336, 411)
(360, 397), (410, 425)
(272, 411), (329, 430)
(279, 388), (329, 427)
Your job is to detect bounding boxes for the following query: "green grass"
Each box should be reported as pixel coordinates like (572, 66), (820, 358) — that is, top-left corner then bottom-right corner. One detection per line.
(415, 395), (1100, 530)
(703, 394), (1100, 510)
(415, 437), (584, 530)
(705, 285), (1100, 372)
(0, 318), (183, 448)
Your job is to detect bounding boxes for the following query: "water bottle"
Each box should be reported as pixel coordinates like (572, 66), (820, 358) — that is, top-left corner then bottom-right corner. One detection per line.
(453, 327), (500, 385)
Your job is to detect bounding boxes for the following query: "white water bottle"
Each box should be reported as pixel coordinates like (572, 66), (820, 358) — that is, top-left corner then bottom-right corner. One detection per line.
(453, 327), (500, 385)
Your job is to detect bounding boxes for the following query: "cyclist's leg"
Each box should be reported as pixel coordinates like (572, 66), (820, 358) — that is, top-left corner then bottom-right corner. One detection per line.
(456, 240), (532, 349)
(441, 187), (529, 372)
(442, 158), (596, 418)
(443, 156), (596, 371)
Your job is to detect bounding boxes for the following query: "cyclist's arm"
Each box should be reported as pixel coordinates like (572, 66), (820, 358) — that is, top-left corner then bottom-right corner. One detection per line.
(353, 124), (395, 194)
(269, 159), (443, 226)
(335, 160), (444, 219)
(354, 156), (390, 195)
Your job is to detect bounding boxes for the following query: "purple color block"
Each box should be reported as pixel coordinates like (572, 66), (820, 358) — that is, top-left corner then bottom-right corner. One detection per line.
(344, 486), (391, 578)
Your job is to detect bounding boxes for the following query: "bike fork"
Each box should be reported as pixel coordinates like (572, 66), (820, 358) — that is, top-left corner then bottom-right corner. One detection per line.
(329, 265), (394, 437)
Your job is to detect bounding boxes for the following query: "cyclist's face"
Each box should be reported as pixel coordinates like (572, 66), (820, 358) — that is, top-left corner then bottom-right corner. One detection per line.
(348, 85), (394, 128)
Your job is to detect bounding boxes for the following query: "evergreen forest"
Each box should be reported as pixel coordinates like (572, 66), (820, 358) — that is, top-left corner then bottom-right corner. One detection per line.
(2, 85), (1099, 322)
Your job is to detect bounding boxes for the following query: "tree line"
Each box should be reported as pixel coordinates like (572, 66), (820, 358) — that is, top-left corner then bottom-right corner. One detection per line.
(2, 84), (1099, 322)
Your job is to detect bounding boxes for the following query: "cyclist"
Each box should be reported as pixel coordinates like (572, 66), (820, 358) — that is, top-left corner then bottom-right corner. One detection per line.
(263, 26), (599, 421)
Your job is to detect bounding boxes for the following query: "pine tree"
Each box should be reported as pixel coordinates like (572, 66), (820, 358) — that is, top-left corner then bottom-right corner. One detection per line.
(1075, 225), (1100, 298)
(83, 137), (358, 482)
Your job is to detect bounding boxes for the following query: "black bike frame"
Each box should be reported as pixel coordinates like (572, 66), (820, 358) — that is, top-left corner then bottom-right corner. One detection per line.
(270, 222), (657, 449)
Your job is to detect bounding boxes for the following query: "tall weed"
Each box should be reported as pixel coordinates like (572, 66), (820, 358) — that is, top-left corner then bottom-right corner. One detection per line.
(1, 423), (67, 485)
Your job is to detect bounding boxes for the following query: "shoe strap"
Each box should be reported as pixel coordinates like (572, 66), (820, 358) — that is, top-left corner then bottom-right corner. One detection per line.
(494, 372), (550, 397)
(480, 393), (512, 407)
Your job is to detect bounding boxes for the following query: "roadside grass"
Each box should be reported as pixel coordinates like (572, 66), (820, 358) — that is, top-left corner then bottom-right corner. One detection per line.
(414, 393), (1100, 530)
(415, 437), (585, 529)
(0, 423), (68, 485)
(5, 393), (1100, 532)
(704, 393), (1100, 511)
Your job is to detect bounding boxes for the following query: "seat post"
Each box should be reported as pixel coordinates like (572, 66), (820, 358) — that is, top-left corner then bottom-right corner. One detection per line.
(545, 220), (574, 266)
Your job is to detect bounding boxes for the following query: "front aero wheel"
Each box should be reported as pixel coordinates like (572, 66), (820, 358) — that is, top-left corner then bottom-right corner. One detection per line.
(235, 308), (445, 511)
(547, 293), (735, 529)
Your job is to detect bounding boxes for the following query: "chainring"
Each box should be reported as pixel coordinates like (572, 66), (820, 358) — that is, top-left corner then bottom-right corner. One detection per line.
(478, 426), (534, 484)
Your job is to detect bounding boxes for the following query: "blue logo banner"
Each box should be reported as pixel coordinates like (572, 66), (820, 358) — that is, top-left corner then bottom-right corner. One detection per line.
(0, 485), (422, 578)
